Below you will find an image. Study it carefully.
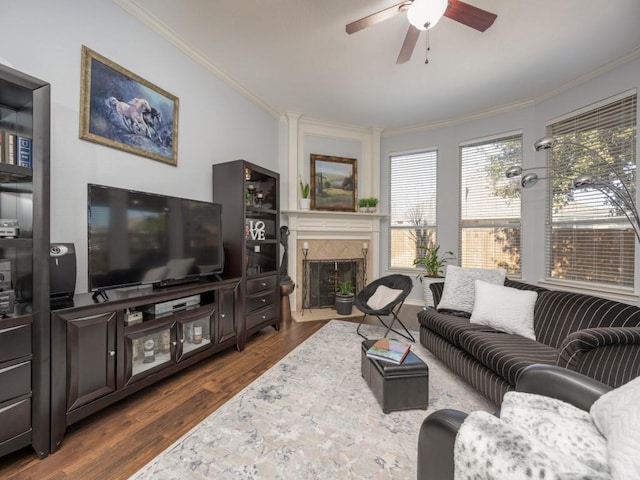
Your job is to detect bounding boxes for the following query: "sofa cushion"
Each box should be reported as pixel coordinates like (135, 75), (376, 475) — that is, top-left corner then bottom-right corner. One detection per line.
(470, 280), (538, 340)
(457, 329), (558, 386)
(503, 279), (549, 295)
(437, 266), (506, 317)
(418, 308), (492, 348)
(535, 290), (640, 349)
(429, 281), (445, 307)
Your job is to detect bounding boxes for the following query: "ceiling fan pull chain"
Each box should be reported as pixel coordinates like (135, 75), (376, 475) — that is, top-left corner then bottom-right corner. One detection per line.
(425, 29), (430, 64)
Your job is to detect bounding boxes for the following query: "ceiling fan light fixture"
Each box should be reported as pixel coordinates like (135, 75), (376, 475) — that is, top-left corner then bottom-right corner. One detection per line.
(407, 0), (448, 31)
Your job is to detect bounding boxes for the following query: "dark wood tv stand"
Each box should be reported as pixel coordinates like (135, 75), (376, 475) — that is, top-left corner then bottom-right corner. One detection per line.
(50, 278), (240, 453)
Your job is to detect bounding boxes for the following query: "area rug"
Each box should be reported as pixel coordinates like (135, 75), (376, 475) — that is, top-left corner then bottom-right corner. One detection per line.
(130, 320), (495, 479)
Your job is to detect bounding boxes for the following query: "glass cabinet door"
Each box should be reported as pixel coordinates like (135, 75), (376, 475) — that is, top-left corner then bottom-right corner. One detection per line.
(124, 318), (176, 386)
(176, 306), (215, 361)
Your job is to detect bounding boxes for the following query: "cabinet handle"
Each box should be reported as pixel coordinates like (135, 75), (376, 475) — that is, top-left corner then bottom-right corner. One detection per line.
(109, 351), (116, 357)
(261, 315), (266, 319)
(221, 314), (225, 318)
(260, 282), (266, 287)
(172, 341), (177, 346)
(180, 338), (185, 344)
(261, 298), (266, 303)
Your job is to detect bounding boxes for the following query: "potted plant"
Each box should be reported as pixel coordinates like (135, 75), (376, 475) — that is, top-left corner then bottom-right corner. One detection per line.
(366, 197), (379, 213)
(413, 244), (455, 307)
(358, 198), (368, 213)
(335, 280), (355, 315)
(299, 177), (310, 210)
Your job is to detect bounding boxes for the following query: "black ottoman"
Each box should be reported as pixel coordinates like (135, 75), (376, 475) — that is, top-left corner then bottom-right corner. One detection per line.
(361, 339), (429, 414)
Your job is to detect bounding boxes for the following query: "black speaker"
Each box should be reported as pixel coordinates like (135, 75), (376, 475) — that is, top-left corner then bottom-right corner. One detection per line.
(50, 243), (76, 301)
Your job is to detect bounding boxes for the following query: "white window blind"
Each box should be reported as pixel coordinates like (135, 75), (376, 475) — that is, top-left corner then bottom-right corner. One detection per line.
(547, 94), (637, 288)
(390, 150), (437, 269)
(460, 134), (522, 275)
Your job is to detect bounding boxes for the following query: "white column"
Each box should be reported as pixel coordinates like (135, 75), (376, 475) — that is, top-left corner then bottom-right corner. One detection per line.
(286, 112), (302, 309)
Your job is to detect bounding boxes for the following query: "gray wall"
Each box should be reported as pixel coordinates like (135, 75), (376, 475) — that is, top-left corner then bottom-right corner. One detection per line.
(2, 0), (279, 292)
(381, 57), (640, 304)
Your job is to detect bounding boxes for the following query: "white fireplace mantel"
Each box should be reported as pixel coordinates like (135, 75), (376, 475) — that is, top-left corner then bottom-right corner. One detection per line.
(283, 209), (387, 311)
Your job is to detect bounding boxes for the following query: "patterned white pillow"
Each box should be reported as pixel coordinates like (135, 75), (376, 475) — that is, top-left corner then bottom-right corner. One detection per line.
(470, 280), (538, 340)
(590, 375), (640, 480)
(437, 265), (506, 316)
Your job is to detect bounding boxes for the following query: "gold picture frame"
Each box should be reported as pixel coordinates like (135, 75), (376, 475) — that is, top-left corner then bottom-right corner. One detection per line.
(310, 154), (357, 212)
(79, 46), (179, 166)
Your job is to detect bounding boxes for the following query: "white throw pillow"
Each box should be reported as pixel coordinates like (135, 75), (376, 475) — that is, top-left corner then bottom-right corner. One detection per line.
(437, 265), (506, 316)
(590, 375), (640, 480)
(367, 285), (403, 310)
(470, 280), (538, 340)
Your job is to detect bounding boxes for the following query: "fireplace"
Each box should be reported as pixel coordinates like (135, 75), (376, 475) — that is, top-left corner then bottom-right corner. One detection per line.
(282, 210), (385, 317)
(302, 258), (364, 310)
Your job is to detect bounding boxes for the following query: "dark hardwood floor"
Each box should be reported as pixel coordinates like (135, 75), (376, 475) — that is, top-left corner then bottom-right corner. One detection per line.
(0, 319), (329, 480)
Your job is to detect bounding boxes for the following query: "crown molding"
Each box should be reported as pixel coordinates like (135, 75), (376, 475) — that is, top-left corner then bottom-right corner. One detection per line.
(382, 46), (640, 138)
(113, 0), (280, 120)
(112, 1), (640, 138)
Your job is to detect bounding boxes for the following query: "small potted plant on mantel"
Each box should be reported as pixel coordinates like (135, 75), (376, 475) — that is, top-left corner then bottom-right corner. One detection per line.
(335, 280), (355, 315)
(413, 244), (455, 307)
(366, 197), (379, 213)
(299, 177), (310, 210)
(358, 198), (368, 213)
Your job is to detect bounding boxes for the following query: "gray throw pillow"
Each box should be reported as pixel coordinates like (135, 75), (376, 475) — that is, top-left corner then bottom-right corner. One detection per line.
(437, 265), (506, 317)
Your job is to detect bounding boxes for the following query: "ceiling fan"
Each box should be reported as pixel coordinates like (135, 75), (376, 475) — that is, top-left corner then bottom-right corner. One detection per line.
(346, 0), (497, 64)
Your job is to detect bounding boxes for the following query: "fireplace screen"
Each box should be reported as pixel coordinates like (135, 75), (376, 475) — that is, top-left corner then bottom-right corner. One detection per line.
(302, 258), (364, 310)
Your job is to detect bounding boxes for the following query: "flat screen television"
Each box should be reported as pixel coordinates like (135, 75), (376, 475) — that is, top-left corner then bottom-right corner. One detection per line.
(87, 183), (224, 292)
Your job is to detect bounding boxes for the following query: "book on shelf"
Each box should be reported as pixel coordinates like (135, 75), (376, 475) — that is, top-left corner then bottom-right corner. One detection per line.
(366, 338), (411, 364)
(17, 135), (32, 168)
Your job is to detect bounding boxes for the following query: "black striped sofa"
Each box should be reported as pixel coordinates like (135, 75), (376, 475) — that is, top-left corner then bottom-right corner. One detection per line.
(418, 279), (640, 405)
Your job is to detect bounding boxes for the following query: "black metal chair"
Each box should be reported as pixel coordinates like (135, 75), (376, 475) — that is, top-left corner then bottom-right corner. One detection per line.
(355, 274), (414, 342)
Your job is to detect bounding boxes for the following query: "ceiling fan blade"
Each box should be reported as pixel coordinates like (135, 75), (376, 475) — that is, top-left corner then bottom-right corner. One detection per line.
(444, 0), (497, 32)
(346, 1), (411, 35)
(396, 25), (420, 64)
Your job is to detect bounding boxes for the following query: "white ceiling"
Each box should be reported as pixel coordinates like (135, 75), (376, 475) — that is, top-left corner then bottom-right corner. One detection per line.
(119, 0), (640, 131)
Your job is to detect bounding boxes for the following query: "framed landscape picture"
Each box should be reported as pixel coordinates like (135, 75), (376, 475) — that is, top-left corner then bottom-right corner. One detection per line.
(310, 154), (357, 211)
(79, 45), (179, 166)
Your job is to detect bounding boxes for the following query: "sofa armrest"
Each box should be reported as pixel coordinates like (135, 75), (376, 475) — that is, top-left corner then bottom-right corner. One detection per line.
(515, 364), (612, 411)
(557, 326), (640, 388)
(417, 409), (468, 480)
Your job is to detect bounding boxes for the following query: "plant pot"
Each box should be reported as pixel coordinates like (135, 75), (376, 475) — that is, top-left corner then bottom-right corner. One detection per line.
(420, 275), (444, 308)
(300, 198), (311, 210)
(335, 293), (354, 315)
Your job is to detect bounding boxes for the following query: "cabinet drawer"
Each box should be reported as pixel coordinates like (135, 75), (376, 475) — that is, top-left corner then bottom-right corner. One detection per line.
(0, 398), (31, 444)
(0, 361), (31, 404)
(246, 275), (277, 295)
(246, 305), (277, 331)
(0, 325), (31, 363)
(246, 290), (277, 314)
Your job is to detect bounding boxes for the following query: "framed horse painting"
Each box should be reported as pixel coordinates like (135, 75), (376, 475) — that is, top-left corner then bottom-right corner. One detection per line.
(79, 46), (179, 166)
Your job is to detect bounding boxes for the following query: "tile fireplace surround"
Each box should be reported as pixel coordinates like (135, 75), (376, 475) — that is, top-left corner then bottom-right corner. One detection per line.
(283, 210), (385, 318)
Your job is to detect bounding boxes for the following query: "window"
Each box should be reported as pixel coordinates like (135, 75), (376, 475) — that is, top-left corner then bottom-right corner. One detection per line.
(389, 150), (437, 269)
(546, 93), (637, 289)
(460, 133), (522, 275)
